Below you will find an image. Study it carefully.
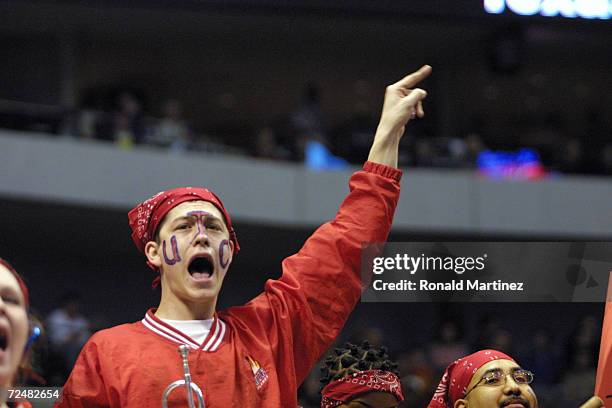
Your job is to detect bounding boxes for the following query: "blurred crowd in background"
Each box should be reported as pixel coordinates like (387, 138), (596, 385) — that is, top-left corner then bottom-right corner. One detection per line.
(1, 2), (610, 177)
(0, 80), (610, 175)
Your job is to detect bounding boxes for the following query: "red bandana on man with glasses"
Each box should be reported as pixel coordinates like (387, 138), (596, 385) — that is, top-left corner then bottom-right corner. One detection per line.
(428, 349), (515, 408)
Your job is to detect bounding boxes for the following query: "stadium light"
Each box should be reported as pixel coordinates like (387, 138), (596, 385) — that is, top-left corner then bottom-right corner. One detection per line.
(484, 0), (612, 19)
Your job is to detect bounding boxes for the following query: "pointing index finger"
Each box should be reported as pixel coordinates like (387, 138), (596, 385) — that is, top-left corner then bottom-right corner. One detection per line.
(394, 65), (432, 89)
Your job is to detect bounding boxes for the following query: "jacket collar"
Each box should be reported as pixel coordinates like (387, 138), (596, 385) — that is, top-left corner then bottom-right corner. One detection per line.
(141, 308), (227, 351)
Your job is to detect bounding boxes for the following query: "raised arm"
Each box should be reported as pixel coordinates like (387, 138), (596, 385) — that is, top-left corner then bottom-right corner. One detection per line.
(368, 64), (431, 168)
(224, 65), (432, 387)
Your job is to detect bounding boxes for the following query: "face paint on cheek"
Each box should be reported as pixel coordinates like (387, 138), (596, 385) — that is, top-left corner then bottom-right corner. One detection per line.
(219, 239), (230, 269)
(162, 235), (182, 265)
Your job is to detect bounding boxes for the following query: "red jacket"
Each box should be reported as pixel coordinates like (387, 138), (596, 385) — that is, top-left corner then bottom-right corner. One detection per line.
(56, 162), (401, 407)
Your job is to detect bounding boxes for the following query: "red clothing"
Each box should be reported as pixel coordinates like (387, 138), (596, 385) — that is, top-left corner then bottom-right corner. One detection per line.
(595, 272), (612, 406)
(56, 162), (401, 408)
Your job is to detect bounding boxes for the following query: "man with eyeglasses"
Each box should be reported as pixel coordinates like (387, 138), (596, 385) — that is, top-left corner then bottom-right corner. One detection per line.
(428, 349), (604, 408)
(427, 349), (536, 408)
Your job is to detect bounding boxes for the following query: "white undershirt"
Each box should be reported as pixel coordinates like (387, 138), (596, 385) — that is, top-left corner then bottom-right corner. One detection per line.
(159, 318), (213, 345)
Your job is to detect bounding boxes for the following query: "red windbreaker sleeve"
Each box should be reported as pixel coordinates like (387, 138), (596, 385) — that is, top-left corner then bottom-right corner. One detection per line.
(224, 161), (402, 388)
(55, 336), (112, 408)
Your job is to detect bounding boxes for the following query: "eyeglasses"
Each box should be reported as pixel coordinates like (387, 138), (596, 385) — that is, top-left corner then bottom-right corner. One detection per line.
(464, 368), (534, 398)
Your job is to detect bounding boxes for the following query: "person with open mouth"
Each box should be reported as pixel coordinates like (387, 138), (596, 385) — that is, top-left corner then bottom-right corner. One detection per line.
(0, 258), (33, 408)
(56, 65), (432, 408)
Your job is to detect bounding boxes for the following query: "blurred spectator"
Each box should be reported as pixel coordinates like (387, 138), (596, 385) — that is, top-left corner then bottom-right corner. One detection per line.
(59, 90), (105, 140)
(560, 349), (597, 406)
(291, 83), (329, 161)
(520, 329), (559, 407)
(115, 115), (136, 148)
(519, 111), (564, 166)
(487, 327), (514, 355)
(472, 315), (502, 351)
(206, 91), (254, 149)
(583, 107), (608, 174)
(291, 83), (327, 137)
(109, 92), (146, 148)
(429, 320), (469, 371)
(333, 110), (376, 164)
(601, 144), (612, 176)
(565, 315), (600, 371)
(398, 347), (434, 407)
(521, 329), (558, 384)
(413, 138), (437, 167)
(446, 137), (468, 166)
(46, 292), (91, 371)
(253, 125), (291, 160)
(555, 137), (586, 174)
(147, 99), (191, 151)
(333, 80), (378, 164)
(75, 108), (101, 140)
(463, 132), (487, 167)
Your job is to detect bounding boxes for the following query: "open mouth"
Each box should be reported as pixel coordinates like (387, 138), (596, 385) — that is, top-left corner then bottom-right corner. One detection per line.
(188, 256), (214, 279)
(0, 327), (8, 352)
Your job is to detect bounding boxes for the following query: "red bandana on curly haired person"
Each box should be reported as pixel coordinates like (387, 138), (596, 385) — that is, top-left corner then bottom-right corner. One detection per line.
(321, 369), (405, 408)
(128, 187), (240, 287)
(428, 349), (515, 408)
(0, 258), (29, 308)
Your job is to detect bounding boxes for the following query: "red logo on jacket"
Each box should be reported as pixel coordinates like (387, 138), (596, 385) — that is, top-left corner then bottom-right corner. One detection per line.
(246, 356), (269, 391)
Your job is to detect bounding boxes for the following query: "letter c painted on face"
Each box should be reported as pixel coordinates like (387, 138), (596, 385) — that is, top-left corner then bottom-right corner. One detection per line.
(219, 239), (230, 269)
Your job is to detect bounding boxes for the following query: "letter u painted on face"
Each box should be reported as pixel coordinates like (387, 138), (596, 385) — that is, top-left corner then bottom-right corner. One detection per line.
(219, 239), (230, 269)
(163, 236), (182, 265)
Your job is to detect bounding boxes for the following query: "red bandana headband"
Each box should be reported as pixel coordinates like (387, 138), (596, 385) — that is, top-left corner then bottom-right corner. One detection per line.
(0, 258), (30, 308)
(428, 349), (515, 408)
(321, 369), (405, 408)
(128, 187), (240, 285)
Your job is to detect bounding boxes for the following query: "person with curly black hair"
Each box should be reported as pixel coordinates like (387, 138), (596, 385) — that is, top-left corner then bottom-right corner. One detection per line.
(319, 341), (405, 408)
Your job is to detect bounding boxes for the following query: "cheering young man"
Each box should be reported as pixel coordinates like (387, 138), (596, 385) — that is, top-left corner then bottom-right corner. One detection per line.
(57, 65), (431, 408)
